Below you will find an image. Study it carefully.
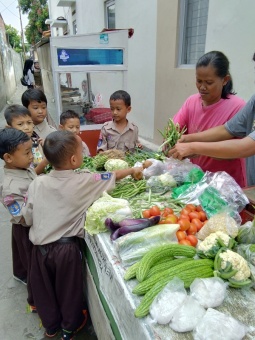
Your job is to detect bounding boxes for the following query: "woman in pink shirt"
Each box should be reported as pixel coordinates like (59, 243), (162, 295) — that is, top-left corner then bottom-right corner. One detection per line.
(172, 51), (246, 187)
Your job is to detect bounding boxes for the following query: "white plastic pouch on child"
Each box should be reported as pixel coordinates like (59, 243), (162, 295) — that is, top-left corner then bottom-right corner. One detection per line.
(190, 277), (228, 308)
(149, 277), (187, 325)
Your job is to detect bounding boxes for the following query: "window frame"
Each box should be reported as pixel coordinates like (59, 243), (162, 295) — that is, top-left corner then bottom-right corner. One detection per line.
(105, 0), (115, 29)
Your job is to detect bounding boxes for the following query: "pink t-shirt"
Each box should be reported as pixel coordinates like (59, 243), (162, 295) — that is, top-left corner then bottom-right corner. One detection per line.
(173, 93), (246, 187)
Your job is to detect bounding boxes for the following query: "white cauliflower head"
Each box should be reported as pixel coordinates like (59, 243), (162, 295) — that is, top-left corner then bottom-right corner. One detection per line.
(198, 231), (230, 252)
(220, 249), (251, 281)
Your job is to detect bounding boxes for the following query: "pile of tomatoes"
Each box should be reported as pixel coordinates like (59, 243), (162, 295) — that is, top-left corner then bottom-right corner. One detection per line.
(142, 204), (208, 247)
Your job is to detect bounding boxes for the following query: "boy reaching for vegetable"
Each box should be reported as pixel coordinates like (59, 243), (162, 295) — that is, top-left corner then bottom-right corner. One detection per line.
(97, 90), (142, 153)
(22, 130), (143, 339)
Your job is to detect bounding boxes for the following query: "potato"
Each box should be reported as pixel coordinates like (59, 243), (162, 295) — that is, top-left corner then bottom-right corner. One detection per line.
(142, 160), (153, 169)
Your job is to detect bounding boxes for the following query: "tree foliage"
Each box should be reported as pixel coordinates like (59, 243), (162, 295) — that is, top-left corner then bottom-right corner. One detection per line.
(19, 0), (49, 45)
(5, 25), (22, 53)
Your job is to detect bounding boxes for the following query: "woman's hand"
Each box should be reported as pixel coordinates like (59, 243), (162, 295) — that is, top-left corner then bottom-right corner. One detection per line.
(168, 142), (197, 160)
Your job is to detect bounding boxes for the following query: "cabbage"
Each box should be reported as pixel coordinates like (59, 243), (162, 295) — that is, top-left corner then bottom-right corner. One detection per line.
(104, 159), (129, 171)
(84, 192), (133, 235)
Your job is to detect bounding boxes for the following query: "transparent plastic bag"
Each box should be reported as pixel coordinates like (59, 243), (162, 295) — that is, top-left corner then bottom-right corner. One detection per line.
(169, 295), (206, 332)
(235, 244), (255, 266)
(146, 173), (176, 193)
(115, 224), (179, 266)
(190, 277), (228, 308)
(197, 210), (239, 240)
(142, 158), (166, 178)
(193, 308), (249, 340)
(150, 277), (187, 325)
(236, 219), (255, 244)
(163, 158), (202, 184)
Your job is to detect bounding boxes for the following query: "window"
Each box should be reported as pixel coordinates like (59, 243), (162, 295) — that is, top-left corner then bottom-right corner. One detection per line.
(105, 0), (115, 29)
(73, 20), (77, 34)
(179, 0), (209, 65)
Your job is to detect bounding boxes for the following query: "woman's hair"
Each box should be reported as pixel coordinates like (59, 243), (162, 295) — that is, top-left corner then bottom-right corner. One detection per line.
(43, 130), (79, 168)
(4, 105), (31, 125)
(0, 128), (30, 159)
(196, 51), (235, 98)
(23, 59), (34, 76)
(110, 90), (131, 107)
(60, 110), (79, 125)
(21, 88), (47, 107)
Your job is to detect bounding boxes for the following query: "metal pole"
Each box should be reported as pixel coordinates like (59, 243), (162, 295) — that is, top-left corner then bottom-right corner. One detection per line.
(17, 0), (26, 61)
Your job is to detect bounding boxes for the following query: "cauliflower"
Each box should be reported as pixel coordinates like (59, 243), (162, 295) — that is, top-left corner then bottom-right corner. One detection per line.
(197, 231), (234, 259)
(104, 159), (129, 171)
(158, 173), (177, 187)
(219, 249), (251, 281)
(197, 211), (239, 240)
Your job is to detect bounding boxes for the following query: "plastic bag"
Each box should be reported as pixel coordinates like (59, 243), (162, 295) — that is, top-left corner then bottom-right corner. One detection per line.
(146, 173), (176, 193)
(163, 157), (202, 184)
(169, 295), (206, 332)
(193, 308), (249, 340)
(190, 277), (228, 308)
(150, 277), (187, 324)
(115, 224), (179, 266)
(197, 210), (239, 240)
(235, 244), (255, 266)
(84, 192), (132, 235)
(143, 158), (166, 178)
(236, 218), (255, 244)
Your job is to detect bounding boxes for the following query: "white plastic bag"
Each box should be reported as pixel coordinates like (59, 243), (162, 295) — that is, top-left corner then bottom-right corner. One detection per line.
(150, 277), (187, 324)
(169, 295), (206, 332)
(190, 277), (228, 308)
(142, 158), (166, 178)
(193, 308), (249, 340)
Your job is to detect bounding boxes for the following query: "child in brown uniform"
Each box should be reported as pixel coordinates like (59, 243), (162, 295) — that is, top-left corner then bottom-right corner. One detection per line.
(0, 128), (36, 312)
(97, 90), (142, 152)
(59, 109), (91, 156)
(22, 130), (143, 339)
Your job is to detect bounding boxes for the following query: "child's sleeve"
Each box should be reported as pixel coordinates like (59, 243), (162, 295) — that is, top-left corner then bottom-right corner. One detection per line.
(22, 186), (34, 227)
(97, 127), (108, 152)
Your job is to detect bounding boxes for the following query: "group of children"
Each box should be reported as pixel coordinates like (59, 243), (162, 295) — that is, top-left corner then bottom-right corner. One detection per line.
(0, 88), (142, 339)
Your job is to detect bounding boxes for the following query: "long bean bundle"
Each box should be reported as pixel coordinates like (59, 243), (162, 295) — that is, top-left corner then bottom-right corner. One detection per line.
(110, 179), (147, 199)
(158, 118), (187, 154)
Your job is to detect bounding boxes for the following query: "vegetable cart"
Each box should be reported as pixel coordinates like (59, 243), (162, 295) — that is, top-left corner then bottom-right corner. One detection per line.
(84, 232), (255, 340)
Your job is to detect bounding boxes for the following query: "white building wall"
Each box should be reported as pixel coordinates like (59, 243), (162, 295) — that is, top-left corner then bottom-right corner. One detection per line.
(206, 0), (255, 101)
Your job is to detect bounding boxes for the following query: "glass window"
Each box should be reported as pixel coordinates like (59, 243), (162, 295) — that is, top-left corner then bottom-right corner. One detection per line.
(179, 0), (209, 65)
(105, 0), (115, 29)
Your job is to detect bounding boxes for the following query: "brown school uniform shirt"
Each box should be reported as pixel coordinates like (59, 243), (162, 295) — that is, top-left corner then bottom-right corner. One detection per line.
(82, 141), (91, 157)
(33, 119), (56, 139)
(0, 167), (37, 224)
(23, 169), (116, 245)
(97, 120), (140, 152)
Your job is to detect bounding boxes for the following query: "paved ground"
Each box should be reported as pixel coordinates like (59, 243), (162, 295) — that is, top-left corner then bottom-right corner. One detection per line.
(0, 85), (97, 339)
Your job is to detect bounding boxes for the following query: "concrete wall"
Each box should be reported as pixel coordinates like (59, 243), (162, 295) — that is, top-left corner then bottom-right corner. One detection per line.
(0, 31), (23, 111)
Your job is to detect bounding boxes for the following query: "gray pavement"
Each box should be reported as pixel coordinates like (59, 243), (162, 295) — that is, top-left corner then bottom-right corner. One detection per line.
(0, 85), (97, 339)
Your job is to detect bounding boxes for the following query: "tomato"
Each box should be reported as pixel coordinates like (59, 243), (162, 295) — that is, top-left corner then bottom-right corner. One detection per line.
(176, 230), (187, 241)
(163, 207), (174, 215)
(191, 218), (203, 231)
(181, 207), (192, 216)
(198, 211), (207, 222)
(178, 218), (190, 231)
(142, 209), (151, 218)
(189, 211), (200, 220)
(179, 239), (192, 246)
(179, 214), (191, 221)
(186, 235), (198, 247)
(186, 223), (197, 235)
(149, 205), (161, 216)
(165, 214), (178, 224)
(185, 204), (196, 211)
(195, 205), (203, 212)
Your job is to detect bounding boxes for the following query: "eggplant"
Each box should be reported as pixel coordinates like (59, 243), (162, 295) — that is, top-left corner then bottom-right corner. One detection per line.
(110, 228), (120, 241)
(117, 215), (161, 236)
(105, 218), (120, 231)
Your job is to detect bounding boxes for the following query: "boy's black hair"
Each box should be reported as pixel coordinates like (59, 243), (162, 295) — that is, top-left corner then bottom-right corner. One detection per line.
(196, 51), (236, 99)
(4, 104), (31, 126)
(43, 130), (79, 168)
(110, 90), (131, 107)
(0, 128), (30, 159)
(60, 110), (80, 125)
(21, 88), (47, 108)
